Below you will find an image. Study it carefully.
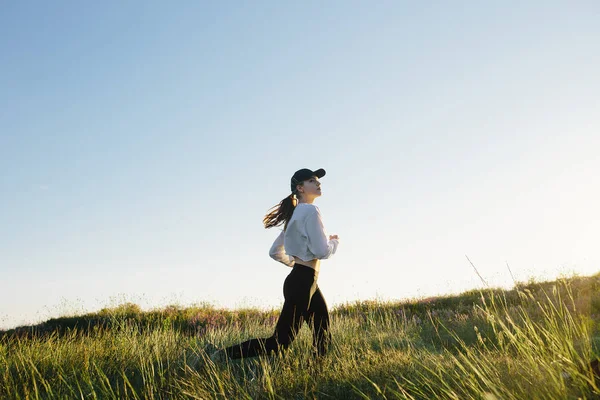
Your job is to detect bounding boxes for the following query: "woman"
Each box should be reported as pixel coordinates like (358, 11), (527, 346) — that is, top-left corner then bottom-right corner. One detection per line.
(208, 168), (340, 362)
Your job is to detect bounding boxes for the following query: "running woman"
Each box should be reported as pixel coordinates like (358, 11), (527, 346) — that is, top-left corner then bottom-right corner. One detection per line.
(208, 168), (340, 362)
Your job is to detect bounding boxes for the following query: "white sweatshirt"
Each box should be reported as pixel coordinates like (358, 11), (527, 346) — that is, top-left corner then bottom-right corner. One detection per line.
(269, 203), (339, 270)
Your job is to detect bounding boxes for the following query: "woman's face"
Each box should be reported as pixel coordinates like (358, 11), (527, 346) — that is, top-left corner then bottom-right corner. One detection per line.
(297, 176), (322, 199)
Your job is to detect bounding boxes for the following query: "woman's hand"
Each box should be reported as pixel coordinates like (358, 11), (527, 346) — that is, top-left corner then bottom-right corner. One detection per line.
(329, 234), (339, 240)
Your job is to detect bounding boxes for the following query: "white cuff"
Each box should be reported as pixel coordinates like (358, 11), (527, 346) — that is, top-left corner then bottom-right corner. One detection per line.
(329, 238), (339, 255)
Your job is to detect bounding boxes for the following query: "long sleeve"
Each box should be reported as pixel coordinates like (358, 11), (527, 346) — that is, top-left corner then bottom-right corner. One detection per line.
(269, 230), (295, 267)
(305, 208), (339, 260)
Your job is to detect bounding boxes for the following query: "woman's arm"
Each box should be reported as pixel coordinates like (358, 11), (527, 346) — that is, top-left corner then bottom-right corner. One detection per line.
(269, 230), (295, 267)
(305, 208), (339, 259)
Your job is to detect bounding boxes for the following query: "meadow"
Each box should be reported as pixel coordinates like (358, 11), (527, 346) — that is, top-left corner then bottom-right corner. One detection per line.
(2, 273), (600, 399)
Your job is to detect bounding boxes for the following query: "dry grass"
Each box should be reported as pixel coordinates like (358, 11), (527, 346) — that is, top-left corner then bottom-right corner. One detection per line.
(2, 273), (600, 399)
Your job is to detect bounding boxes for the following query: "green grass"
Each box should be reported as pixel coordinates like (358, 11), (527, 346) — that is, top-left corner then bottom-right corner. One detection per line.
(2, 273), (600, 399)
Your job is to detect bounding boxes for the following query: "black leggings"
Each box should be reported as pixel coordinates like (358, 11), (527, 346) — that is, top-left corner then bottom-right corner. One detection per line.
(224, 263), (331, 359)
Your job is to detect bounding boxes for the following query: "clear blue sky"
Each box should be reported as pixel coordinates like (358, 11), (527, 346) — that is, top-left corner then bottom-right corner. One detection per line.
(1, 2), (598, 330)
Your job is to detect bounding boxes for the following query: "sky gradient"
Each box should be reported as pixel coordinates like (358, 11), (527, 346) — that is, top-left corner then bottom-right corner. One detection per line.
(1, 1), (599, 330)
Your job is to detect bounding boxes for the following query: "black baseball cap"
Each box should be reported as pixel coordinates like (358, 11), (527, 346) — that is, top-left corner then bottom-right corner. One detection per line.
(290, 168), (326, 192)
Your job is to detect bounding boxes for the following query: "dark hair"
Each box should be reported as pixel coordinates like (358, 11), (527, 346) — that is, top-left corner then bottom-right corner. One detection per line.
(263, 185), (302, 230)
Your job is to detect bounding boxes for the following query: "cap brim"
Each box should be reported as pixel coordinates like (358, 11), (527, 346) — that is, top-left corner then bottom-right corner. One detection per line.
(314, 168), (326, 178)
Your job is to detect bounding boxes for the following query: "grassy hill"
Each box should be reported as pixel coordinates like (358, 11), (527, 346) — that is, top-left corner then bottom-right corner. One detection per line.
(2, 273), (600, 399)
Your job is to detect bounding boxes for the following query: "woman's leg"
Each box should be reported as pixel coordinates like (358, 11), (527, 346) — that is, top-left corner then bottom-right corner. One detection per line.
(305, 285), (331, 357)
(223, 299), (306, 359)
(223, 266), (316, 359)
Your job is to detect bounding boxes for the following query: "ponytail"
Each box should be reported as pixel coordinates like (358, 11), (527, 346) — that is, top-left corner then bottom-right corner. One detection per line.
(263, 194), (297, 230)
